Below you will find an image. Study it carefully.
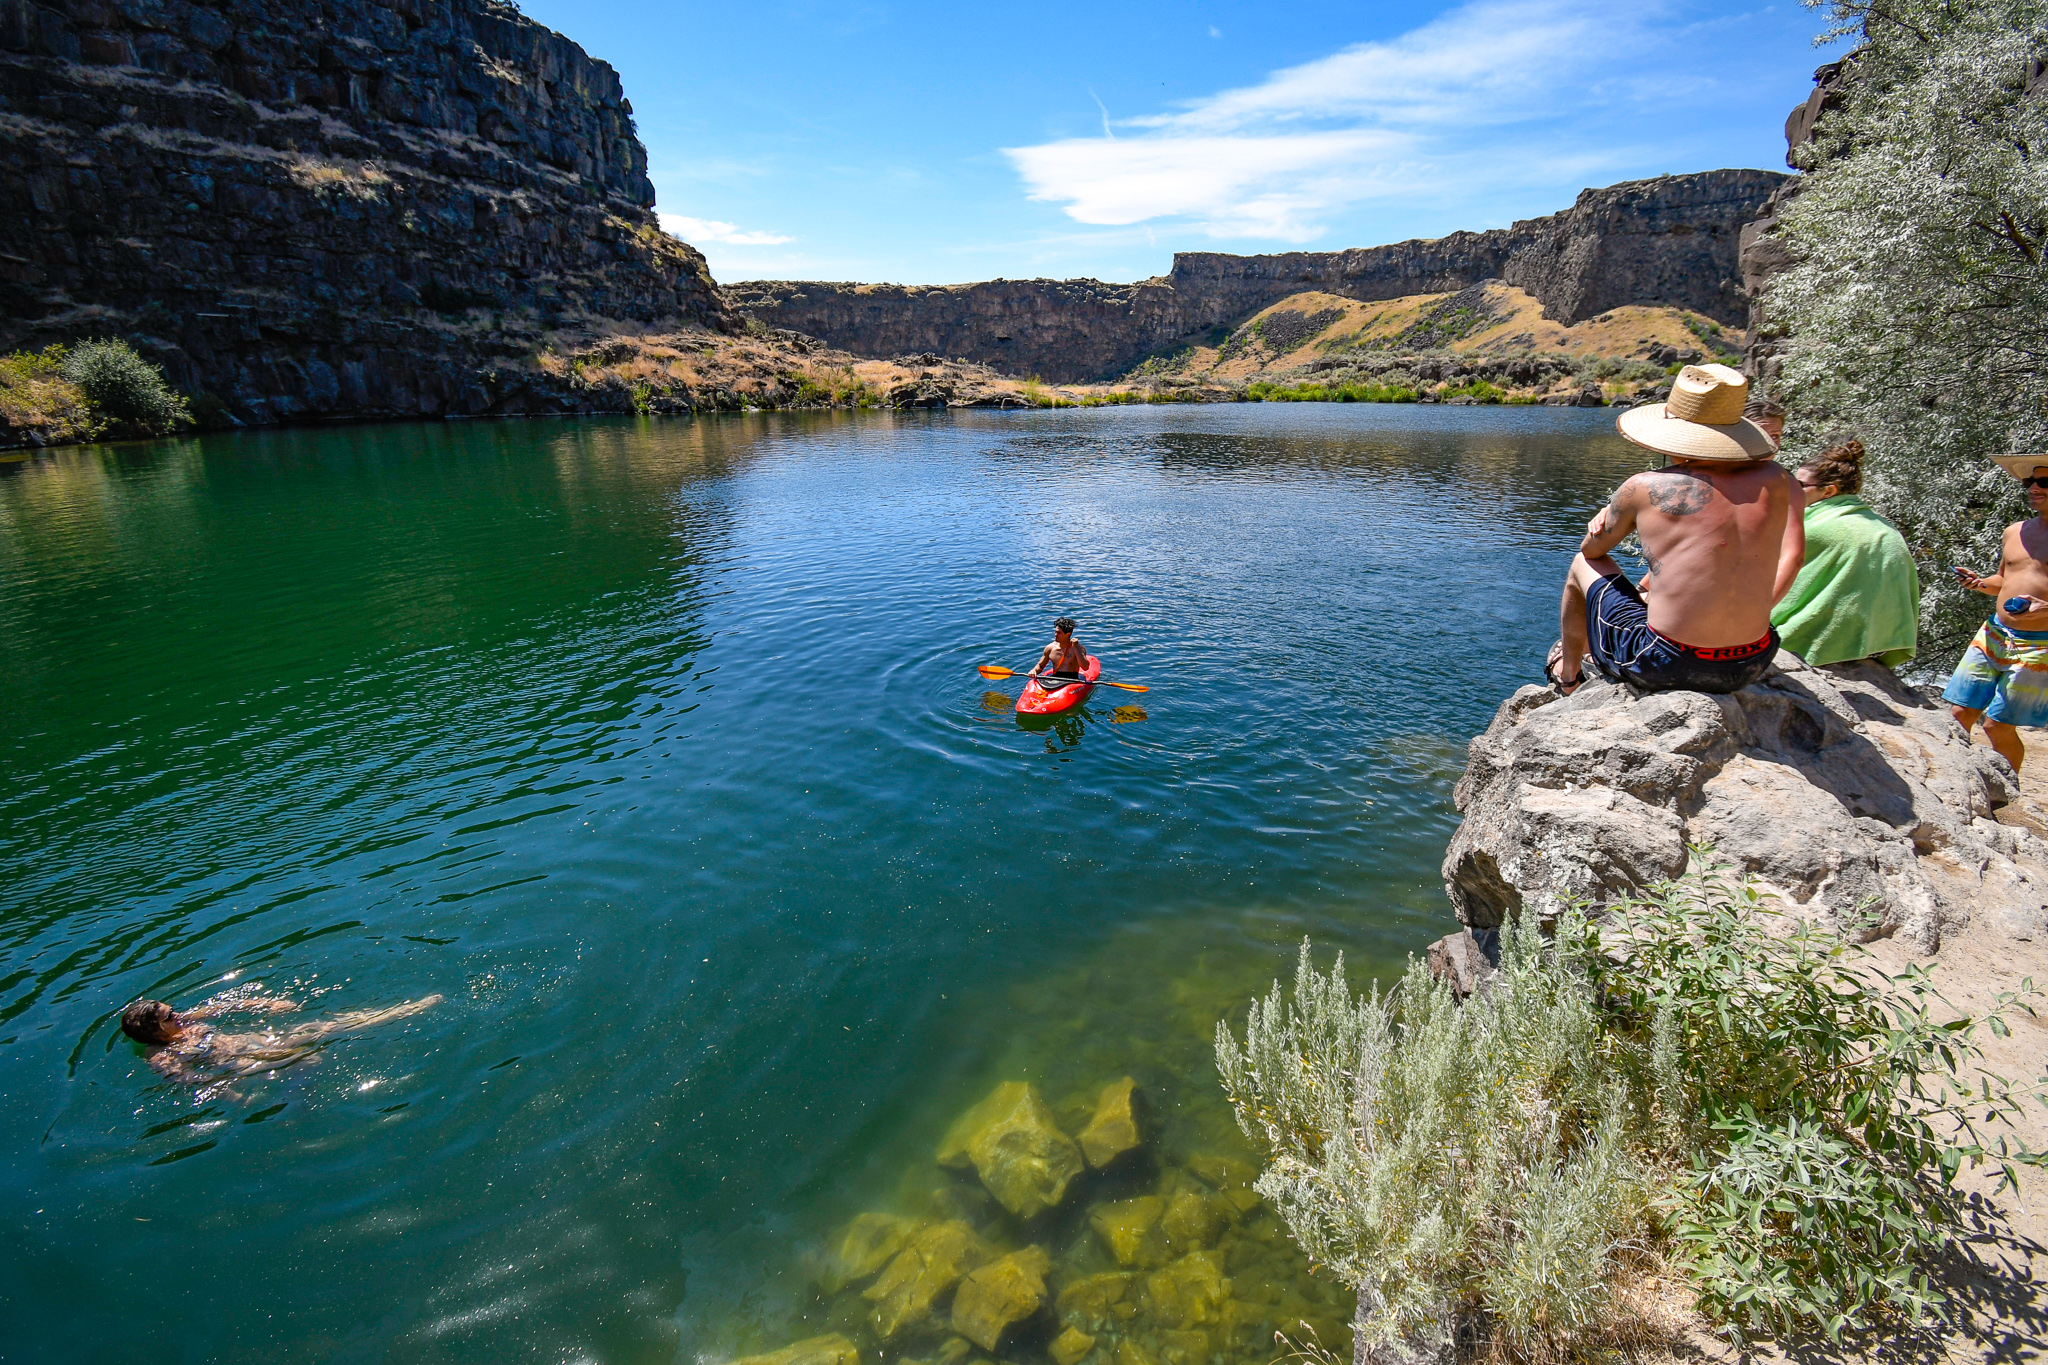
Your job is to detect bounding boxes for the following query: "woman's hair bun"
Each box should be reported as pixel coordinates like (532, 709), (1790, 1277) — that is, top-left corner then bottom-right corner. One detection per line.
(1833, 439), (1865, 466)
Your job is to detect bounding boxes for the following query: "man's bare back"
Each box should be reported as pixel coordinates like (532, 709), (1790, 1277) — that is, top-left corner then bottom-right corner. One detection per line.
(1589, 458), (1800, 646)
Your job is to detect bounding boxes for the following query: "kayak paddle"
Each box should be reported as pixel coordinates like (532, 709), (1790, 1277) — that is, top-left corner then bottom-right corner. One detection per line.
(975, 665), (1149, 693)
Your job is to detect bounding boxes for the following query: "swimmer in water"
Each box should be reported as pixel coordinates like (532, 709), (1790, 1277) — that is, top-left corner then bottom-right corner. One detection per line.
(120, 988), (442, 1090)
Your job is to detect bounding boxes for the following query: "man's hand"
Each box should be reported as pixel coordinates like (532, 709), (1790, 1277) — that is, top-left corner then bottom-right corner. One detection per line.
(1585, 508), (1609, 540)
(1957, 568), (2000, 595)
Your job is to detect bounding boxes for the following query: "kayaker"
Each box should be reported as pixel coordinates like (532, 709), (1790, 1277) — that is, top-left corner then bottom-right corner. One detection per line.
(1032, 617), (1088, 683)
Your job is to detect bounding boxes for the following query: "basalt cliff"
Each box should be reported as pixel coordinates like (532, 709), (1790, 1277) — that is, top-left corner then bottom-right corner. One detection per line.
(730, 170), (1788, 384)
(0, 0), (730, 425)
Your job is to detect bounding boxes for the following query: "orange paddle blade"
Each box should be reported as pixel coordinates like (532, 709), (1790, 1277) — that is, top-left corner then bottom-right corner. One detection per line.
(1098, 680), (1149, 693)
(976, 665), (1018, 679)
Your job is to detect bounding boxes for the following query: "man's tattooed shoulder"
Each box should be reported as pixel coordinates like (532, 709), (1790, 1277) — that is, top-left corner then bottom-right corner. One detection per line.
(1641, 470), (1713, 516)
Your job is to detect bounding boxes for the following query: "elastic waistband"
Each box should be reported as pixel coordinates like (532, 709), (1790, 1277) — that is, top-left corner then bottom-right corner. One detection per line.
(1651, 628), (1776, 661)
(1988, 618), (2048, 642)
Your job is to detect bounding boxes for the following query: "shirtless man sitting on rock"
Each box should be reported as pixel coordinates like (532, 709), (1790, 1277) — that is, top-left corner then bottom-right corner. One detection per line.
(121, 984), (441, 1091)
(1549, 364), (1804, 696)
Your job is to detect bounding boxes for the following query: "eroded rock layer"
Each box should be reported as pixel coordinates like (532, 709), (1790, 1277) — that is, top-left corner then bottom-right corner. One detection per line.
(730, 170), (1788, 383)
(0, 0), (730, 423)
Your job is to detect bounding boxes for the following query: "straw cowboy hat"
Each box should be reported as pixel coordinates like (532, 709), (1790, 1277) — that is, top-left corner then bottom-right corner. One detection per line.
(1615, 363), (1777, 461)
(1989, 452), (2048, 478)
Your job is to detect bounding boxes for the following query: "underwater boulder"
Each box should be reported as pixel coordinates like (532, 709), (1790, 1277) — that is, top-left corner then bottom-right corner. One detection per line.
(949, 1245), (1053, 1350)
(1088, 1195), (1166, 1268)
(1048, 1325), (1096, 1365)
(936, 1082), (1085, 1218)
(863, 1220), (990, 1341)
(830, 1212), (921, 1291)
(1183, 1154), (1263, 1215)
(1055, 1271), (1138, 1334)
(1077, 1077), (1146, 1169)
(1142, 1250), (1231, 1330)
(730, 1335), (861, 1365)
(1159, 1190), (1226, 1250)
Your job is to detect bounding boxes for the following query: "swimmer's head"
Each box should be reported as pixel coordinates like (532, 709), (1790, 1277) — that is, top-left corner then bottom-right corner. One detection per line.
(120, 999), (183, 1045)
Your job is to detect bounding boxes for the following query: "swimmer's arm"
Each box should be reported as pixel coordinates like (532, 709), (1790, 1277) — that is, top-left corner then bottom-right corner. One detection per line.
(1581, 480), (1639, 559)
(185, 992), (300, 1021)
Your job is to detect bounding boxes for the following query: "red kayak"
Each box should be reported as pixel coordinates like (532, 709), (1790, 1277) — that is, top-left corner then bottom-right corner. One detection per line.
(1016, 655), (1101, 716)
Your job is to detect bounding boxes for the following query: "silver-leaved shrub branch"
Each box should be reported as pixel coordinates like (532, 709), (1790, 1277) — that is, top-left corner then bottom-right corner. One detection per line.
(1762, 0), (2048, 663)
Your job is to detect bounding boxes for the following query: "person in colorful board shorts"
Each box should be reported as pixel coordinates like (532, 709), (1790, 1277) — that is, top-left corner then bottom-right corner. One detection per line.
(1548, 364), (1803, 696)
(1943, 453), (2048, 772)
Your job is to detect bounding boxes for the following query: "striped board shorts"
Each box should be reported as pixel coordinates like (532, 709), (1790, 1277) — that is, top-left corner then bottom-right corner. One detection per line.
(1943, 618), (2048, 728)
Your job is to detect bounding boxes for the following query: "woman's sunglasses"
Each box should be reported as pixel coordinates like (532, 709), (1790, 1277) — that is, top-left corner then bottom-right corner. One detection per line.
(2021, 476), (2048, 489)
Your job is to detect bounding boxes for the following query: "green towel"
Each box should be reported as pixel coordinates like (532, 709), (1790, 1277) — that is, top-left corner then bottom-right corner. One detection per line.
(1770, 494), (1921, 668)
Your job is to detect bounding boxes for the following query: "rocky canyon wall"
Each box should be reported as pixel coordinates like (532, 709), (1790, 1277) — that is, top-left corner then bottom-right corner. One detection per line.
(0, 0), (730, 424)
(730, 169), (1788, 384)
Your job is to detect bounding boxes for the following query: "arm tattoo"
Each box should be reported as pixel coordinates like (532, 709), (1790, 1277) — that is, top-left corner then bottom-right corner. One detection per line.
(1642, 471), (1712, 515)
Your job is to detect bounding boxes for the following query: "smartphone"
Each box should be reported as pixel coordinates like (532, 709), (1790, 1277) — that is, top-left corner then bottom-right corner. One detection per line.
(1952, 566), (1977, 580)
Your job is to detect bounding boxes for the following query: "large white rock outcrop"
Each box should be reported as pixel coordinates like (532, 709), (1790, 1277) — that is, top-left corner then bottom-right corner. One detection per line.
(1443, 655), (2048, 951)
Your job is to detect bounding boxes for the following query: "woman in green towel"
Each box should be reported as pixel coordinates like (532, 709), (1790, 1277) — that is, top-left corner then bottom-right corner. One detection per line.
(1770, 440), (1921, 667)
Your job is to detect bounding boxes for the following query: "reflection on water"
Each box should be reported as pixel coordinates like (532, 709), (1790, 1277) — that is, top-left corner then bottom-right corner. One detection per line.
(0, 406), (1648, 1362)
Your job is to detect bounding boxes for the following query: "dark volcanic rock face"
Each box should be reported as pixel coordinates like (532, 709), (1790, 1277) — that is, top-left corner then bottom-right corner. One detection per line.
(0, 0), (730, 424)
(731, 169), (1788, 383)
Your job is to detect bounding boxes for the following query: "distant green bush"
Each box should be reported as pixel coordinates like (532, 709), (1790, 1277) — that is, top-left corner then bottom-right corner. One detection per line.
(0, 344), (102, 444)
(1245, 380), (1417, 403)
(1439, 379), (1505, 403)
(60, 339), (190, 436)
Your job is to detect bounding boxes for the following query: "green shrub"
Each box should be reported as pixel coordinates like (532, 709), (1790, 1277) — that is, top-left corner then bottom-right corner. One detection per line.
(1245, 380), (1417, 403)
(1221, 857), (2048, 1352)
(59, 339), (190, 435)
(1439, 379), (1504, 403)
(0, 343), (102, 444)
(1217, 926), (1647, 1362)
(1569, 859), (2046, 1341)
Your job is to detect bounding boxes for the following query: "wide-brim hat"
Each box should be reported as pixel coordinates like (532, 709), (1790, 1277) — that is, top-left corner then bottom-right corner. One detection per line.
(1990, 453), (2048, 478)
(1615, 363), (1777, 461)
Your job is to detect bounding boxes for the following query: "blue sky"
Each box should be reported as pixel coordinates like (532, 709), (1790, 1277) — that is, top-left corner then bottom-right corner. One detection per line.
(515, 0), (1843, 287)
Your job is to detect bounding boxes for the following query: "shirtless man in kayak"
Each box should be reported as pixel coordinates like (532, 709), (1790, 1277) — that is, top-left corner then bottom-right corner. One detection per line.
(1032, 617), (1088, 683)
(121, 986), (442, 1091)
(1550, 366), (1803, 696)
(1943, 453), (2048, 771)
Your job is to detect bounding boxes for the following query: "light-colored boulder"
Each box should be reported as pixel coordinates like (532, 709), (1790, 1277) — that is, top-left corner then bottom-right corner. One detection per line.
(732, 1336), (860, 1365)
(949, 1245), (1052, 1349)
(1184, 1154), (1262, 1214)
(1442, 657), (2043, 952)
(864, 1220), (988, 1341)
(1078, 1076), (1145, 1168)
(936, 1082), (1085, 1217)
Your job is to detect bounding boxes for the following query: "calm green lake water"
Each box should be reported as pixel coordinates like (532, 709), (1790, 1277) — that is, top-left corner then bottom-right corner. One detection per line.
(0, 406), (1643, 1364)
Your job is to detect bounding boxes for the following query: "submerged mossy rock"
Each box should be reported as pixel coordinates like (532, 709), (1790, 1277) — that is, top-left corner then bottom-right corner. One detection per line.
(1183, 1154), (1262, 1214)
(731, 1335), (861, 1365)
(1088, 1195), (1167, 1268)
(949, 1245), (1053, 1350)
(1055, 1271), (1140, 1333)
(1078, 1076), (1146, 1169)
(1049, 1325), (1097, 1365)
(831, 1212), (921, 1291)
(1143, 1250), (1232, 1330)
(936, 1082), (1086, 1218)
(1159, 1189), (1227, 1250)
(863, 1220), (990, 1341)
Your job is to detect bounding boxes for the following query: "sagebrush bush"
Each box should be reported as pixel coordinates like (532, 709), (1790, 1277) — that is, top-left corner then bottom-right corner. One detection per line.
(59, 338), (190, 435)
(1217, 926), (1647, 1363)
(1571, 858), (2047, 1341)
(1222, 857), (2048, 1356)
(0, 344), (102, 443)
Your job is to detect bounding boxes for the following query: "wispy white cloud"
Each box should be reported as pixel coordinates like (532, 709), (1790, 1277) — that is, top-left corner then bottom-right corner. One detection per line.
(1003, 0), (1750, 243)
(658, 213), (792, 246)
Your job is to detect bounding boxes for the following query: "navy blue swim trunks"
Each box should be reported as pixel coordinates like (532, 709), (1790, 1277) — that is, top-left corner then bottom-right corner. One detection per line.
(1585, 572), (1776, 695)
